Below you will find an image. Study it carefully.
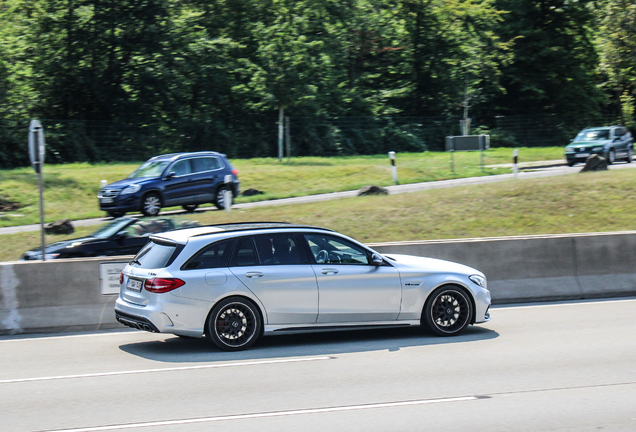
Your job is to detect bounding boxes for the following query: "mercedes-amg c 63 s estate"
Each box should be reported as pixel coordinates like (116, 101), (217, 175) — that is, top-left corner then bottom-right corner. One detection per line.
(115, 223), (491, 351)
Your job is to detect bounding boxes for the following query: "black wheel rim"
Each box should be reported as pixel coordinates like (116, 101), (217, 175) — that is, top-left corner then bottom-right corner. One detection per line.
(430, 290), (470, 333)
(215, 302), (257, 347)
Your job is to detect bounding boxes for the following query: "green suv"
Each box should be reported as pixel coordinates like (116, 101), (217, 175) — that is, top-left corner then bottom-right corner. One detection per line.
(565, 126), (634, 167)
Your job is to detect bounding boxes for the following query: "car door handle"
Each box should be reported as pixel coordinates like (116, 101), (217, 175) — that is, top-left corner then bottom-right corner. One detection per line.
(321, 268), (339, 275)
(246, 272), (264, 278)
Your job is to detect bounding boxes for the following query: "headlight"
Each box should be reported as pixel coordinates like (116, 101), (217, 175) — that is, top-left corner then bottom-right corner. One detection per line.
(44, 253), (60, 259)
(121, 184), (141, 195)
(469, 274), (487, 289)
(592, 147), (604, 151)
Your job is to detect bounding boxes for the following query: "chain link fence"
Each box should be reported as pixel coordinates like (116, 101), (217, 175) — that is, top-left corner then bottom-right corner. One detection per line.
(0, 114), (627, 169)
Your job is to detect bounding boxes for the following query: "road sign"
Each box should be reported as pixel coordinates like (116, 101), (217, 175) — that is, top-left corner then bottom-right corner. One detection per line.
(28, 119), (46, 172)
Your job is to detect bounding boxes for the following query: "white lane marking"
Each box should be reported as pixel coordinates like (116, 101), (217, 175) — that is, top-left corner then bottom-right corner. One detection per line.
(40, 396), (481, 432)
(494, 297), (636, 310)
(0, 356), (333, 384)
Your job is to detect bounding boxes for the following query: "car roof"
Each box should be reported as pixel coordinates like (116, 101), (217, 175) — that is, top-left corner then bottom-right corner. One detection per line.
(148, 151), (226, 162)
(150, 222), (333, 244)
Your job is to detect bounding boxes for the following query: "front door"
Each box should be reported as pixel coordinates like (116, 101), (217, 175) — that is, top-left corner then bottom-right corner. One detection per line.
(304, 234), (402, 323)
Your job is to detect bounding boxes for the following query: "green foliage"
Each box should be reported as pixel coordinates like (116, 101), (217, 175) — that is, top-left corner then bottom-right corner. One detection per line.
(0, 0), (634, 167)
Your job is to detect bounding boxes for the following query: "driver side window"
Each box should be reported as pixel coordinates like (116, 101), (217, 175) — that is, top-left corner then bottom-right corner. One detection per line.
(304, 234), (369, 265)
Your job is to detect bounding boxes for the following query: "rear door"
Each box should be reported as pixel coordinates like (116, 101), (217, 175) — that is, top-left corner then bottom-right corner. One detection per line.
(304, 233), (402, 323)
(229, 234), (318, 324)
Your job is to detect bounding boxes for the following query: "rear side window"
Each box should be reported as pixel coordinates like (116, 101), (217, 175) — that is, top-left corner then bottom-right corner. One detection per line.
(253, 233), (303, 265)
(231, 237), (259, 266)
(132, 240), (178, 268)
(182, 239), (234, 270)
(192, 157), (221, 172)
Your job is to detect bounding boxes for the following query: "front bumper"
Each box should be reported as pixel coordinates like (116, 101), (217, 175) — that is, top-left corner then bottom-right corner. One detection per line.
(98, 194), (141, 212)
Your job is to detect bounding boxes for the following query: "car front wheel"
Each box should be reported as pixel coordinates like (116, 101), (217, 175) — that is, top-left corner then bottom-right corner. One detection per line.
(607, 149), (616, 164)
(423, 286), (472, 336)
(206, 297), (261, 351)
(141, 193), (161, 216)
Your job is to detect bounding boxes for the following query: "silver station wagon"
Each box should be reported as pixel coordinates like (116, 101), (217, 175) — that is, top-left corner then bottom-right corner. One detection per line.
(115, 223), (491, 351)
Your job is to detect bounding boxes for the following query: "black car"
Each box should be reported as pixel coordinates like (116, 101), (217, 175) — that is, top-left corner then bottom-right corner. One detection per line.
(97, 152), (240, 217)
(21, 217), (200, 260)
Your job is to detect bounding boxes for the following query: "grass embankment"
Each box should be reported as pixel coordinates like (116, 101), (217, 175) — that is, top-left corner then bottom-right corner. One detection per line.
(3, 167), (635, 262)
(0, 147), (564, 228)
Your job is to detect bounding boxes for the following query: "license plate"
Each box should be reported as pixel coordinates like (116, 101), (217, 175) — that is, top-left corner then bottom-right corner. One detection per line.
(126, 279), (143, 292)
(100, 198), (114, 204)
(576, 153), (590, 158)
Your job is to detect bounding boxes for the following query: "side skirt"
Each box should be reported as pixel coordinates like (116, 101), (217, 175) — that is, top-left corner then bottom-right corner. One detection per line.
(263, 320), (421, 335)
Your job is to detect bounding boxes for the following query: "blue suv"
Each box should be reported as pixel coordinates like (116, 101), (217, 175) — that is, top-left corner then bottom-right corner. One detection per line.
(98, 152), (240, 217)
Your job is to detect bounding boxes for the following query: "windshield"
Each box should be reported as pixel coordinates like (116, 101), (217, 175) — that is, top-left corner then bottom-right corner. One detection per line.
(90, 219), (134, 239)
(128, 160), (170, 179)
(575, 130), (610, 141)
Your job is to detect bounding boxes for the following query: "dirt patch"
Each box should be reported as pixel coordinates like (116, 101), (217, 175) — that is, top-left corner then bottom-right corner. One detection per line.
(0, 197), (21, 212)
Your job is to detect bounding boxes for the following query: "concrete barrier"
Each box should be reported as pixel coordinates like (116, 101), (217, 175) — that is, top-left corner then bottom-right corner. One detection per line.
(1, 231), (635, 335)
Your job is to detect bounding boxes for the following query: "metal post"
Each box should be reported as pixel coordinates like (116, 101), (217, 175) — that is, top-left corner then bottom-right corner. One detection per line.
(278, 106), (284, 161)
(450, 149), (455, 174)
(513, 149), (519, 179)
(285, 116), (291, 161)
(37, 155), (45, 261)
(388, 151), (398, 184)
(224, 175), (232, 213)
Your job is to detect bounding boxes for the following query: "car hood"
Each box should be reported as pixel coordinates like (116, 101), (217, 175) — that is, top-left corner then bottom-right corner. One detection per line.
(103, 177), (154, 190)
(382, 253), (481, 275)
(25, 236), (99, 255)
(567, 140), (611, 149)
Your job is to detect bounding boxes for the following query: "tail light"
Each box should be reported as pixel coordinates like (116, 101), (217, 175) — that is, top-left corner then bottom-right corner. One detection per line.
(119, 272), (124, 285)
(144, 278), (185, 293)
(231, 169), (238, 177)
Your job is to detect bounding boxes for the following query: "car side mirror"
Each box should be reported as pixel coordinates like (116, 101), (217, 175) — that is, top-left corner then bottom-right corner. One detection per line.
(371, 253), (383, 266)
(165, 171), (176, 179)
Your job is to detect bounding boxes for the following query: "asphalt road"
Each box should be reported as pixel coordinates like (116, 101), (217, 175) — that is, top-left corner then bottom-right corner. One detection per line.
(3, 159), (636, 236)
(1, 298), (635, 432)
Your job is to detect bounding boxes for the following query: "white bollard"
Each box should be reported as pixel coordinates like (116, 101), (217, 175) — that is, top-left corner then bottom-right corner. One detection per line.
(388, 151), (398, 184)
(224, 174), (232, 213)
(513, 149), (519, 179)
(100, 180), (107, 188)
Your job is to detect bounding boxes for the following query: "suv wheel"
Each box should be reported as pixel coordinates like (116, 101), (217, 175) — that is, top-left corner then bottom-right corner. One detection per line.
(627, 148), (633, 163)
(214, 186), (233, 210)
(607, 149), (616, 165)
(141, 193), (161, 216)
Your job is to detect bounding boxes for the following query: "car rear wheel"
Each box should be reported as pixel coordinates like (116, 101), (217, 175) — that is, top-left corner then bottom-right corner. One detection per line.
(423, 286), (472, 336)
(626, 148), (633, 163)
(213, 186), (233, 210)
(182, 204), (198, 213)
(141, 193), (161, 216)
(206, 297), (261, 351)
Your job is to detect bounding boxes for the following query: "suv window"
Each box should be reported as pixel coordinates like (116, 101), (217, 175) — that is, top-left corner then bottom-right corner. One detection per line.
(192, 157), (221, 173)
(253, 233), (302, 265)
(172, 159), (192, 176)
(182, 239), (234, 270)
(305, 234), (369, 265)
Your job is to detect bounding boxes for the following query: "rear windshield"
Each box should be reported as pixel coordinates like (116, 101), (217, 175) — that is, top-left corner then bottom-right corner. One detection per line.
(131, 241), (177, 268)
